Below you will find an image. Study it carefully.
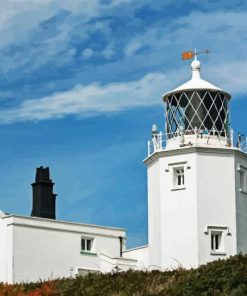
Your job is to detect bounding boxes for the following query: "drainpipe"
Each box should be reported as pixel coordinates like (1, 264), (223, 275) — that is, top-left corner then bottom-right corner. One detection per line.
(119, 236), (123, 257)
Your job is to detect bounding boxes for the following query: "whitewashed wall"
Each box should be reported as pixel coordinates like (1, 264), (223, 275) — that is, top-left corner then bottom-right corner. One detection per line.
(235, 153), (247, 254)
(100, 253), (137, 272)
(145, 147), (246, 270)
(159, 151), (198, 269)
(123, 245), (149, 269)
(146, 158), (161, 268)
(145, 149), (199, 270)
(0, 217), (6, 282)
(1, 215), (126, 283)
(0, 217), (14, 283)
(197, 150), (237, 265)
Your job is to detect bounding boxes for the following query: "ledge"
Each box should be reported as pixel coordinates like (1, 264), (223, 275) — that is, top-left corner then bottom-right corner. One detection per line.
(80, 251), (97, 256)
(171, 186), (186, 191)
(203, 225), (231, 235)
(210, 251), (227, 256)
(143, 146), (246, 167)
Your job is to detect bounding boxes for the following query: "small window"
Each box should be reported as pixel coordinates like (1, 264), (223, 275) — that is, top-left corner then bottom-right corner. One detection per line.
(204, 226), (228, 256)
(77, 268), (99, 276)
(173, 167), (185, 187)
(211, 232), (221, 251)
(240, 168), (247, 193)
(210, 231), (224, 253)
(81, 238), (93, 252)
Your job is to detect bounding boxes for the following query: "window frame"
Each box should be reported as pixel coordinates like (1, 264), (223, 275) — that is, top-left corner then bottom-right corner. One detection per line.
(211, 231), (223, 252)
(206, 228), (227, 256)
(81, 237), (94, 253)
(174, 167), (185, 187)
(172, 165), (186, 190)
(204, 226), (229, 256)
(76, 268), (99, 276)
(238, 165), (247, 194)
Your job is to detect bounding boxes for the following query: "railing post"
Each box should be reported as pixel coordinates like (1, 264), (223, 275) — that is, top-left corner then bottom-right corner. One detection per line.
(212, 127), (215, 137)
(231, 129), (234, 147)
(148, 140), (151, 156)
(180, 129), (185, 146)
(159, 132), (162, 150)
(237, 133), (241, 148)
(194, 126), (198, 137)
(194, 126), (198, 145)
(148, 131), (167, 155)
(152, 137), (156, 152)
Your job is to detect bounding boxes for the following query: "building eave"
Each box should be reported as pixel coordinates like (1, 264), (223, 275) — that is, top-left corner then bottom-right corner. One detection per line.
(123, 245), (149, 253)
(2, 214), (126, 238)
(143, 146), (247, 167)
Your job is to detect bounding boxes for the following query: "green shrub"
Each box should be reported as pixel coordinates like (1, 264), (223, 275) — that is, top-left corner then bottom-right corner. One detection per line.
(1, 254), (247, 295)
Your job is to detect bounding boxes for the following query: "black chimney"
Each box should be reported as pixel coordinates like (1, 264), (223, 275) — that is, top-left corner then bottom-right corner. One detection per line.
(31, 166), (57, 219)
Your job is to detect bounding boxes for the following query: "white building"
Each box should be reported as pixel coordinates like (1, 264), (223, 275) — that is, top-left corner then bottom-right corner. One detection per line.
(0, 212), (139, 283)
(0, 168), (138, 283)
(1, 55), (247, 283)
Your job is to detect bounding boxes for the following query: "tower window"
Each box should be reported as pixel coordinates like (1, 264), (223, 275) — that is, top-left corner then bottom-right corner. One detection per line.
(239, 167), (247, 193)
(204, 226), (227, 255)
(211, 232), (221, 250)
(211, 231), (225, 255)
(173, 167), (185, 187)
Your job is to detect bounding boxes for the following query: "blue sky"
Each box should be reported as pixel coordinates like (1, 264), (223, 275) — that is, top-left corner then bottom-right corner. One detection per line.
(1, 0), (247, 248)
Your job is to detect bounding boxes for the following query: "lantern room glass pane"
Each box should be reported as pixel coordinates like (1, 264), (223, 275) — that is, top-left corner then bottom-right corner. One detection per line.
(165, 90), (229, 138)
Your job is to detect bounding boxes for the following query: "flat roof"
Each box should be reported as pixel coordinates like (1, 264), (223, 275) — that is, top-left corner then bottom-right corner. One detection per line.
(2, 213), (125, 233)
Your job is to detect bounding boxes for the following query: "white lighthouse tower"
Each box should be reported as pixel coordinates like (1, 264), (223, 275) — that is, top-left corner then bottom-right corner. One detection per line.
(144, 53), (247, 269)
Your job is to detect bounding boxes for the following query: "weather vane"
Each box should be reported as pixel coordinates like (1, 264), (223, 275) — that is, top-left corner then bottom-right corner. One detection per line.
(182, 49), (210, 60)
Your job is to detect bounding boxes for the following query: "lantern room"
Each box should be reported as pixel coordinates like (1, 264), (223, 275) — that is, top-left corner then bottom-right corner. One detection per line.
(162, 58), (231, 140)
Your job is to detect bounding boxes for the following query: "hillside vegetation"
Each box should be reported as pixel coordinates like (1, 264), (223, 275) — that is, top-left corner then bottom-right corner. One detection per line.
(1, 254), (247, 295)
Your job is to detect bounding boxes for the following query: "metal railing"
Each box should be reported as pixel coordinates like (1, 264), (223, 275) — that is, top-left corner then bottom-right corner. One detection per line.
(147, 127), (247, 156)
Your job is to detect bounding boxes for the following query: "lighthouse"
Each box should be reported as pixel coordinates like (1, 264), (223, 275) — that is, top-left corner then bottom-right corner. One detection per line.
(2, 53), (247, 283)
(144, 52), (247, 269)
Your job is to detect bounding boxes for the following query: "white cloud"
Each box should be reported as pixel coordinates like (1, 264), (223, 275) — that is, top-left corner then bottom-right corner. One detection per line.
(124, 40), (142, 57)
(121, 10), (247, 97)
(124, 11), (247, 58)
(68, 48), (76, 57)
(0, 72), (167, 123)
(0, 0), (158, 73)
(102, 42), (115, 59)
(82, 48), (94, 59)
(206, 61), (247, 96)
(1, 57), (246, 124)
(0, 1), (247, 124)
(0, 0), (158, 48)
